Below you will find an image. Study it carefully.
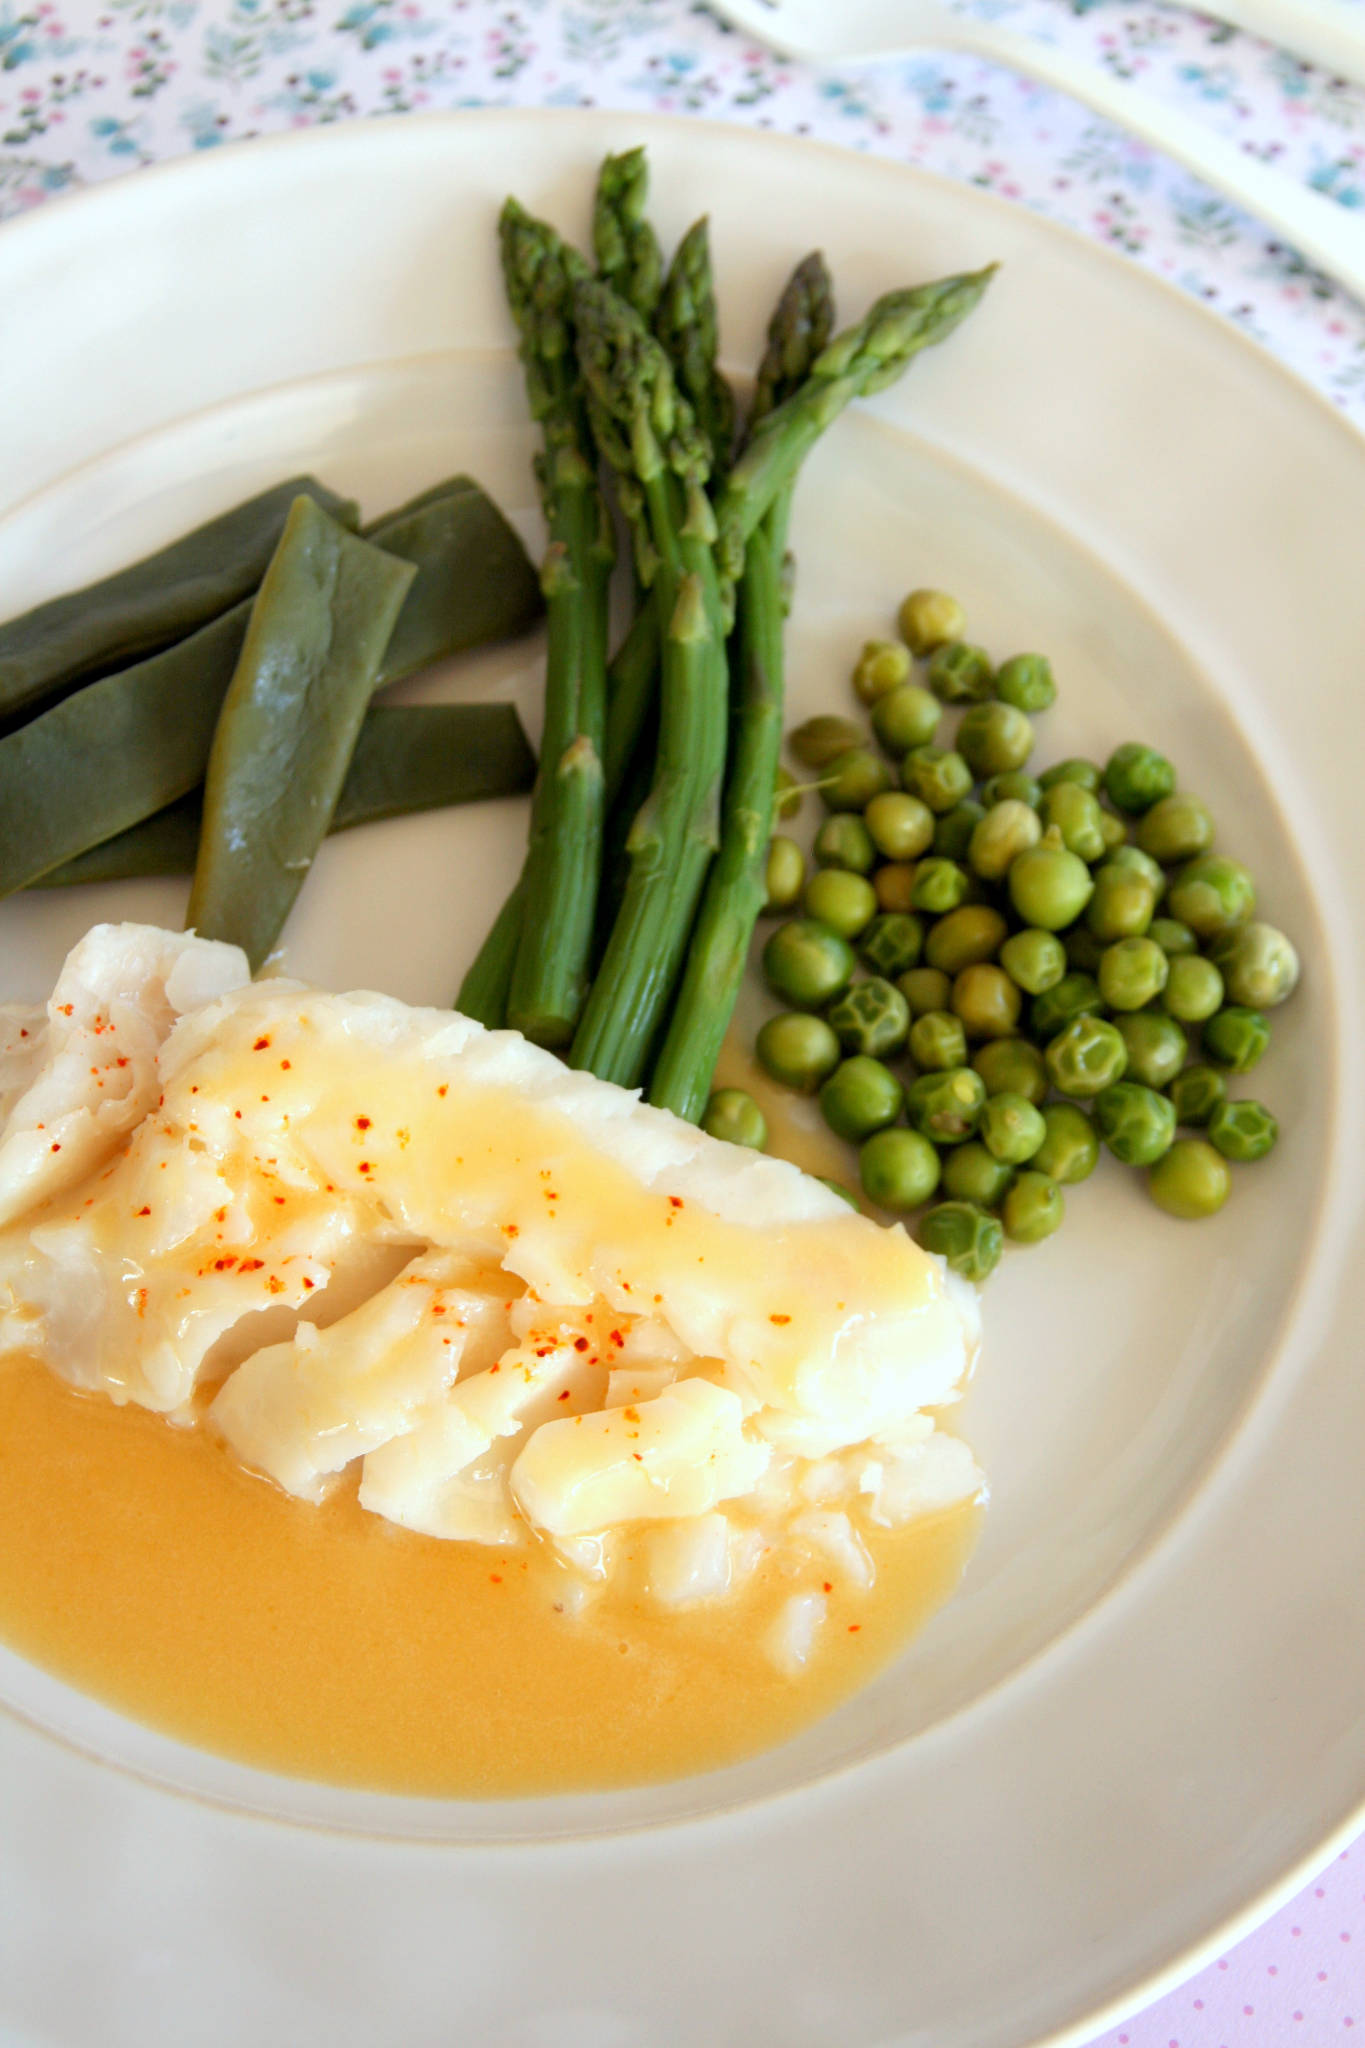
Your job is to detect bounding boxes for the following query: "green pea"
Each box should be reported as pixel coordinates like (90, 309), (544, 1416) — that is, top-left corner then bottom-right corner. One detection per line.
(911, 857), (969, 915)
(994, 653), (1056, 713)
(972, 1036), (1049, 1105)
(932, 799), (987, 860)
(1102, 742), (1176, 816)
(979, 1092), (1046, 1166)
(898, 588), (965, 656)
(863, 789), (935, 862)
(1206, 921), (1299, 1009)
(980, 769), (1041, 809)
(762, 919), (855, 1011)
(999, 928), (1065, 997)
(1044, 1015), (1129, 1098)
(1147, 1137), (1230, 1218)
(859, 1127), (942, 1212)
(872, 682), (940, 755)
(1037, 757), (1101, 794)
(803, 868), (878, 939)
(1064, 926), (1108, 977)
(1008, 832), (1095, 931)
(1208, 1098), (1278, 1163)
(819, 1055), (905, 1143)
(1002, 1172), (1064, 1244)
(1031, 1103), (1099, 1184)
(1201, 1006), (1270, 1072)
(701, 1089), (768, 1151)
(763, 834), (805, 913)
(906, 1067), (987, 1145)
(926, 640), (994, 704)
(825, 976), (911, 1058)
(1135, 791), (1215, 865)
(1165, 856), (1256, 940)
(910, 1009), (969, 1072)
(1039, 781), (1107, 863)
(788, 714), (866, 769)
(1108, 843), (1166, 894)
(814, 813), (876, 874)
(1098, 936), (1169, 1011)
(755, 1011), (842, 1094)
(819, 1179), (860, 1209)
(957, 701), (1034, 778)
(901, 745), (973, 814)
(772, 765), (802, 823)
(952, 963), (1022, 1041)
(1086, 864), (1156, 942)
(924, 904), (1009, 976)
(874, 863), (918, 915)
(859, 911), (925, 978)
(898, 966), (953, 1017)
(1094, 1081), (1177, 1165)
(821, 746), (894, 813)
(968, 798), (1042, 882)
(941, 1142), (1015, 1209)
(1099, 810), (1129, 855)
(917, 1201), (1003, 1281)
(853, 638), (912, 705)
(1115, 1011), (1188, 1090)
(1162, 953), (1224, 1023)
(1148, 915), (1197, 957)
(1167, 1064), (1226, 1126)
(1029, 973), (1102, 1042)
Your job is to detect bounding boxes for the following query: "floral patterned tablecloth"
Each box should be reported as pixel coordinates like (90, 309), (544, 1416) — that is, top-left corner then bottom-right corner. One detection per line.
(3, 2), (1365, 2043)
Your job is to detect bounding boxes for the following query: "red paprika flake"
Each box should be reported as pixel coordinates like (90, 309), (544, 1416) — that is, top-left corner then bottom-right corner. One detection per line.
(252, 1036), (271, 1051)
(769, 1313), (791, 1326)
(355, 1116), (371, 1131)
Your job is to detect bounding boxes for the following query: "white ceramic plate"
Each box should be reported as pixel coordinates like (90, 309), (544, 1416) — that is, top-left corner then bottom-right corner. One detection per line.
(0, 112), (1362, 2048)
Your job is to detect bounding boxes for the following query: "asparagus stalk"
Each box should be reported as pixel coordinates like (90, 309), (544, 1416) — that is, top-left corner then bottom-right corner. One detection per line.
(568, 278), (730, 1090)
(655, 217), (734, 472)
(648, 254), (835, 1121)
(498, 199), (615, 1049)
(457, 879), (525, 1029)
(592, 147), (664, 325)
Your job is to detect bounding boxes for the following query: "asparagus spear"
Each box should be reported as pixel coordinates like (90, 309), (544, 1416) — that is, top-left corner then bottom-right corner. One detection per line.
(592, 147), (664, 325)
(499, 198), (615, 1049)
(655, 217), (734, 472)
(567, 278), (730, 1090)
(648, 254), (835, 1121)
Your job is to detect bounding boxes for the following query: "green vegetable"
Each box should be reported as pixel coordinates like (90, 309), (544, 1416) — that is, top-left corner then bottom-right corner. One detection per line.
(0, 476), (359, 726)
(1206, 921), (1299, 1009)
(1037, 757), (1100, 794)
(957, 702), (1033, 778)
(1114, 1011), (1187, 1090)
(814, 813), (877, 873)
(1029, 971), (1100, 1041)
(853, 638), (912, 704)
(762, 918), (856, 1010)
(874, 863), (918, 914)
(941, 1143), (1015, 1209)
(1097, 935), (1169, 1011)
(859, 1128), (942, 1211)
(1008, 832), (1095, 931)
(1094, 1081), (1176, 1165)
(898, 588), (965, 655)
(972, 1036), (1048, 1104)
(592, 145), (663, 323)
(926, 640), (993, 703)
(1208, 1098), (1278, 1162)
(1002, 1171), (1064, 1243)
(999, 927), (1065, 996)
(186, 497), (416, 969)
(932, 799), (987, 860)
(825, 976), (911, 1058)
(1064, 925), (1107, 977)
(980, 769), (1041, 809)
(1148, 915), (1197, 957)
(774, 764), (803, 823)
(910, 1009), (969, 1072)
(924, 904), (1009, 976)
(898, 966), (953, 1016)
(789, 713), (866, 768)
(1031, 1103), (1098, 1183)
(1165, 855), (1256, 940)
(993, 653), (1056, 712)
(1147, 1138), (1230, 1218)
(701, 1089), (767, 1149)
(906, 1067), (987, 1144)
(979, 1091), (1046, 1165)
(457, 882), (525, 1030)
(655, 213), (735, 470)
(901, 745), (972, 814)
(764, 834), (806, 912)
(968, 798), (1041, 882)
(864, 790), (935, 861)
(820, 1055), (905, 1142)
(1162, 952), (1224, 1023)
(1108, 843), (1166, 894)
(917, 1201), (1003, 1281)
(911, 857), (969, 915)
(756, 1011), (842, 1093)
(820, 1179), (861, 1209)
(822, 746), (894, 812)
(1167, 1064), (1226, 1126)
(364, 478), (544, 684)
(1102, 742), (1175, 816)
(1135, 791), (1214, 865)
(952, 963), (1022, 1039)
(1201, 1005), (1270, 1072)
(1039, 782), (1106, 863)
(860, 911), (925, 977)
(871, 682), (940, 755)
(804, 867), (878, 939)
(1098, 809), (1129, 855)
(1085, 864), (1156, 942)
(1044, 1014), (1129, 1098)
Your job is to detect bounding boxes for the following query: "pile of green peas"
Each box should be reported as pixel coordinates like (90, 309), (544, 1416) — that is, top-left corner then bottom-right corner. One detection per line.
(701, 586), (1299, 1285)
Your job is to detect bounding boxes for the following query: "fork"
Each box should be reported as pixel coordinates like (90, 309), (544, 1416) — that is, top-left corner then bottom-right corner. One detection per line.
(713, 0), (1365, 303)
